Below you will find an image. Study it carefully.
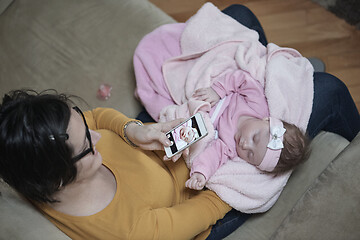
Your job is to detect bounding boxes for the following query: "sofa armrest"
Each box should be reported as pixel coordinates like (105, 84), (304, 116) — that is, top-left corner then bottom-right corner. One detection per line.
(0, 0), (13, 15)
(225, 131), (350, 239)
(0, 180), (71, 240)
(272, 132), (360, 239)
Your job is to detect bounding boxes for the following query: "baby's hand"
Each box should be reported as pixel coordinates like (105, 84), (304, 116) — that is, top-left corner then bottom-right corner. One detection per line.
(185, 172), (206, 190)
(193, 87), (220, 107)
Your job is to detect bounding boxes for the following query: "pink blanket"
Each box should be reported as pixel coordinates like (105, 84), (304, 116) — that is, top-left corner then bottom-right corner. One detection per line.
(134, 3), (314, 213)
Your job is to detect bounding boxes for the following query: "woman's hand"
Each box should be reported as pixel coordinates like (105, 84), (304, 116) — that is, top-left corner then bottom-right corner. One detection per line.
(125, 119), (188, 161)
(193, 87), (220, 107)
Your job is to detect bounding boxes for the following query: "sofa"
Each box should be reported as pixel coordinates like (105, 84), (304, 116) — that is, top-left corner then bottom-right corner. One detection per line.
(0, 0), (359, 239)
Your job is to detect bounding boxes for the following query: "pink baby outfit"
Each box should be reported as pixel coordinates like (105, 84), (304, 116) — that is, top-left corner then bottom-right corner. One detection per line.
(190, 70), (269, 180)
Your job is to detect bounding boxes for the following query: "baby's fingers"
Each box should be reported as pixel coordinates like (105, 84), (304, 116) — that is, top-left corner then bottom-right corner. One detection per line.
(171, 153), (182, 162)
(193, 88), (207, 97)
(185, 178), (196, 189)
(182, 148), (190, 158)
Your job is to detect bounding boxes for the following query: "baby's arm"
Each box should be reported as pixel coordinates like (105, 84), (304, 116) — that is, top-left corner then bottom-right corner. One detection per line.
(212, 70), (268, 114)
(192, 69), (256, 107)
(211, 70), (261, 95)
(186, 139), (233, 190)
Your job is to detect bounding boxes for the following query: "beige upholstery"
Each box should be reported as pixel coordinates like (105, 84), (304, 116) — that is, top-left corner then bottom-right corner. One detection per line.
(0, 0), (359, 239)
(225, 132), (350, 239)
(0, 0), (13, 15)
(272, 132), (360, 240)
(0, 180), (71, 240)
(0, 0), (175, 118)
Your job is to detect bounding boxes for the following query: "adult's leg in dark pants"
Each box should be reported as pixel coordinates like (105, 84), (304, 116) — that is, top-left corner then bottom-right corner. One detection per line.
(222, 4), (268, 46)
(206, 209), (250, 240)
(136, 107), (156, 123)
(307, 72), (360, 142)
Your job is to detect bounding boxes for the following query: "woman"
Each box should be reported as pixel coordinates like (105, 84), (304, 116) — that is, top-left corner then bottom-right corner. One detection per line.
(0, 89), (230, 239)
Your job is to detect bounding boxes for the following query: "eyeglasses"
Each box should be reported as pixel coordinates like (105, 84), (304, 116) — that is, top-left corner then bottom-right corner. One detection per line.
(71, 106), (94, 162)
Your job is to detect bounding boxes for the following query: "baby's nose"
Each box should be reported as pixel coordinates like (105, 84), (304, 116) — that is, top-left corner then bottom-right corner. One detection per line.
(242, 139), (252, 150)
(241, 139), (248, 148)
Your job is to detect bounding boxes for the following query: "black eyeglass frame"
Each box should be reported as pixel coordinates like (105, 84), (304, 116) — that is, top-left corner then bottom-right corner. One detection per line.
(71, 106), (94, 162)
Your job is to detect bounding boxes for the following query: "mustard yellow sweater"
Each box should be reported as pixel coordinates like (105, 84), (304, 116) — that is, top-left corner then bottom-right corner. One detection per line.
(37, 108), (230, 240)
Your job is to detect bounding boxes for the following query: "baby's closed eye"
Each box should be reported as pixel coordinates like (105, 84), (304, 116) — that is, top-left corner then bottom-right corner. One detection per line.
(253, 133), (259, 143)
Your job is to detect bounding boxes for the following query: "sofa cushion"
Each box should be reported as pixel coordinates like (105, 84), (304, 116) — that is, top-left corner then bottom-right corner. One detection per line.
(225, 131), (349, 239)
(271, 132), (360, 240)
(0, 0), (12, 15)
(0, 0), (175, 118)
(0, 180), (71, 240)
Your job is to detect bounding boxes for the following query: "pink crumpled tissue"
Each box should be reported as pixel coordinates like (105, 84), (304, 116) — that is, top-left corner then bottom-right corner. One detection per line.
(97, 83), (112, 100)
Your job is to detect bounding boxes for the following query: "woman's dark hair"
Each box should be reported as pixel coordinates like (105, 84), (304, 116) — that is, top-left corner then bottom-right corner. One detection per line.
(0, 89), (77, 203)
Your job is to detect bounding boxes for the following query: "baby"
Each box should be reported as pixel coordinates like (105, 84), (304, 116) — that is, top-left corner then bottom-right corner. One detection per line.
(185, 79), (310, 190)
(177, 125), (198, 143)
(170, 122), (199, 152)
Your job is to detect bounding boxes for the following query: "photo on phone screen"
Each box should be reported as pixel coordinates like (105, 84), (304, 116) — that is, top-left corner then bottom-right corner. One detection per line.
(164, 113), (207, 158)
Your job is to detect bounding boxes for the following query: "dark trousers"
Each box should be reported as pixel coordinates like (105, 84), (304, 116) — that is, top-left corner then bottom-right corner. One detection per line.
(307, 72), (360, 141)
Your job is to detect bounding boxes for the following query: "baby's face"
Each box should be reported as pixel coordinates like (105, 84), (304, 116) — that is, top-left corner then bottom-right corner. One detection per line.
(180, 126), (195, 143)
(234, 116), (270, 166)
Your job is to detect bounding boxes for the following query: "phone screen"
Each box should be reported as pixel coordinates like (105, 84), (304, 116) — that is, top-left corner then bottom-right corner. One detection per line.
(166, 115), (203, 155)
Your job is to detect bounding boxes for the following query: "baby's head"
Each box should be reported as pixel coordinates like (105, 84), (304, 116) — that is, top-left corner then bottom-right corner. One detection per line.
(235, 116), (310, 173)
(180, 126), (198, 143)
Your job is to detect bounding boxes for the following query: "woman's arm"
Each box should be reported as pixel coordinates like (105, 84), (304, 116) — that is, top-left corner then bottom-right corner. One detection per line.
(84, 107), (185, 158)
(84, 107), (135, 139)
(130, 190), (231, 240)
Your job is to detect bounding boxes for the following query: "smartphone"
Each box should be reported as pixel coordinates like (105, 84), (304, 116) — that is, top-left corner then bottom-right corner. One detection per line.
(164, 112), (208, 158)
